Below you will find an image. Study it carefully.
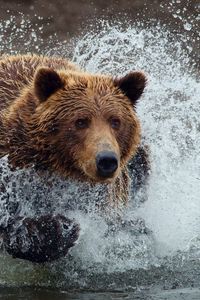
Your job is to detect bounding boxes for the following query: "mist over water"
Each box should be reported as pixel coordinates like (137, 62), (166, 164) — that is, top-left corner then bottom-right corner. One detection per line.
(0, 16), (200, 291)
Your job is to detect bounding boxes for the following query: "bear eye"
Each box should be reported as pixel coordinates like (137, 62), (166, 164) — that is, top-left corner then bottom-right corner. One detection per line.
(75, 118), (89, 129)
(109, 117), (121, 130)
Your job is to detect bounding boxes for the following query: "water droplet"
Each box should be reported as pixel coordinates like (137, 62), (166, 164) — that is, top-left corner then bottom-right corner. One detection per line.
(183, 22), (192, 31)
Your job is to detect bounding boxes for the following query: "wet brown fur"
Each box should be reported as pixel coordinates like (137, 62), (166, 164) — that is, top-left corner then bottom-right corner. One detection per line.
(0, 54), (147, 207)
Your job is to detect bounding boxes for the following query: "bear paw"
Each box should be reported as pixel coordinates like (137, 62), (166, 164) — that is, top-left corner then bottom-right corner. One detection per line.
(3, 214), (80, 263)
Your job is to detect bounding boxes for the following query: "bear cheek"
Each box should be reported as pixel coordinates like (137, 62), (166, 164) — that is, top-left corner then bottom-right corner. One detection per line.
(117, 122), (141, 165)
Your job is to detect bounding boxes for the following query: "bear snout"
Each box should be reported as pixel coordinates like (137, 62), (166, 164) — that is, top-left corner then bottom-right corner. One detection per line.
(96, 151), (118, 178)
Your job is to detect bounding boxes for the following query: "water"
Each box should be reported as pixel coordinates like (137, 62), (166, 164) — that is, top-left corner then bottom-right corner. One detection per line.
(0, 12), (200, 300)
(1, 287), (200, 300)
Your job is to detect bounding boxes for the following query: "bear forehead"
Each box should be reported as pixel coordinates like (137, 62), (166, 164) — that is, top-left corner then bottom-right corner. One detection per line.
(57, 72), (130, 107)
(64, 74), (116, 93)
(55, 88), (130, 117)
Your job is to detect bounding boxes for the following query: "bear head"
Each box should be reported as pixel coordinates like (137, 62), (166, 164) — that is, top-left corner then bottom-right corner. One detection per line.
(6, 67), (147, 183)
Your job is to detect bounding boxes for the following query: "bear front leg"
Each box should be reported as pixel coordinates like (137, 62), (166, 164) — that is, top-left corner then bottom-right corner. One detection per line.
(2, 214), (80, 263)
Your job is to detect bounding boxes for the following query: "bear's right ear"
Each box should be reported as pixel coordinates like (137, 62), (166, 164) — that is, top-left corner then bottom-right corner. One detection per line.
(34, 67), (64, 102)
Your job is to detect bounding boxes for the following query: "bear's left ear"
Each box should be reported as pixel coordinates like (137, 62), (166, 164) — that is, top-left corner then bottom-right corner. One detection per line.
(114, 71), (147, 105)
(34, 67), (65, 102)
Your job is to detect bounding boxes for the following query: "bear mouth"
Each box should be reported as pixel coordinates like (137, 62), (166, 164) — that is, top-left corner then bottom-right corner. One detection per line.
(94, 170), (118, 184)
(96, 171), (117, 180)
(82, 170), (117, 184)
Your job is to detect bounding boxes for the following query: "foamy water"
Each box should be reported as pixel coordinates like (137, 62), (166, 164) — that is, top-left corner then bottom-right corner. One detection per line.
(72, 24), (200, 255)
(0, 16), (200, 290)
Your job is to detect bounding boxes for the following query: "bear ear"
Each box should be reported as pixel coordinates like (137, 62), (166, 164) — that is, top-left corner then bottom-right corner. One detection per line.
(114, 71), (147, 105)
(34, 67), (64, 102)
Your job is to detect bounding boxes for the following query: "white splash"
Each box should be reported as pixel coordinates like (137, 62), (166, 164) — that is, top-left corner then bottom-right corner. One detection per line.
(72, 24), (200, 256)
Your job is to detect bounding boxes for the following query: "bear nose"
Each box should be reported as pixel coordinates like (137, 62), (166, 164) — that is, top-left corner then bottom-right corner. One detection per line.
(96, 151), (118, 178)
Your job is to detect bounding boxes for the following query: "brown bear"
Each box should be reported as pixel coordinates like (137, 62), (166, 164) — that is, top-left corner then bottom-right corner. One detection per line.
(0, 54), (149, 263)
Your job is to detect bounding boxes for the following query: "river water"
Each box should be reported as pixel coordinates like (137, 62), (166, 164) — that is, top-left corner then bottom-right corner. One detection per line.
(0, 10), (200, 300)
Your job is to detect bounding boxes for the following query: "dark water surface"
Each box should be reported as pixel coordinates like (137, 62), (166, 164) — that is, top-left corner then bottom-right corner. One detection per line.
(1, 287), (200, 300)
